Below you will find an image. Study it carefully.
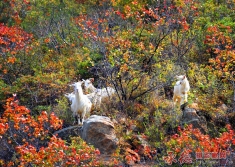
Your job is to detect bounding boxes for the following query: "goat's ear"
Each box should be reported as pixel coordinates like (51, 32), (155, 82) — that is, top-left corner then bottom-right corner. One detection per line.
(183, 75), (186, 79)
(82, 79), (85, 82)
(89, 78), (94, 82)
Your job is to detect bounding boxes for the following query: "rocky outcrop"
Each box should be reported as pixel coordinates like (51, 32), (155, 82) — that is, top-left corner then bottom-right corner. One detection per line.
(80, 115), (118, 154)
(181, 104), (207, 134)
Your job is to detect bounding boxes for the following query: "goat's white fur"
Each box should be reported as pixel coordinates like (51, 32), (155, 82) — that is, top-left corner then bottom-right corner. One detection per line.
(83, 78), (96, 93)
(69, 81), (92, 125)
(173, 75), (190, 105)
(83, 78), (115, 108)
(65, 93), (75, 103)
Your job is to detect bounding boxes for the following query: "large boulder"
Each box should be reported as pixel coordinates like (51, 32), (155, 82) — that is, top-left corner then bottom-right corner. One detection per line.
(80, 115), (118, 154)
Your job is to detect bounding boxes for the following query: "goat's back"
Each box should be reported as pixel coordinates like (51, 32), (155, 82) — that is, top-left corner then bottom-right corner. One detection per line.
(101, 87), (115, 97)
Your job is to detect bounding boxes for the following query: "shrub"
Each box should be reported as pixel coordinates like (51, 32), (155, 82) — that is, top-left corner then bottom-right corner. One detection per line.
(0, 95), (101, 166)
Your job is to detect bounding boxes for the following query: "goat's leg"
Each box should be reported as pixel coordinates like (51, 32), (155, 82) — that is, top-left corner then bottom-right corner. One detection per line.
(81, 111), (87, 124)
(184, 93), (188, 103)
(180, 94), (185, 105)
(173, 95), (177, 104)
(180, 92), (189, 105)
(77, 115), (81, 125)
(73, 113), (78, 125)
(173, 95), (177, 107)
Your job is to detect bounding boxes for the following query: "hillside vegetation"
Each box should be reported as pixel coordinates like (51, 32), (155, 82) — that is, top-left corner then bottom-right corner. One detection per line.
(0, 0), (235, 166)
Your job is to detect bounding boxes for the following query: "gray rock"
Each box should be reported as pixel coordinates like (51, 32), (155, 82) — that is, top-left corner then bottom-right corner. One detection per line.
(81, 115), (118, 154)
(181, 107), (207, 134)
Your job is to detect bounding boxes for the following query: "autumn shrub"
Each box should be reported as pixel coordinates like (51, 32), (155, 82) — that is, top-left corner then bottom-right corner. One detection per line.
(139, 98), (181, 148)
(113, 114), (157, 165)
(113, 96), (180, 163)
(0, 23), (33, 107)
(188, 63), (232, 109)
(16, 136), (101, 167)
(164, 124), (235, 166)
(0, 44), (95, 113)
(0, 4), (95, 110)
(0, 95), (62, 163)
(0, 95), (101, 166)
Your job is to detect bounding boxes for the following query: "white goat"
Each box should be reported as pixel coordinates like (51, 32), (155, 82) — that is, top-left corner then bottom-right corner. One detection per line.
(173, 75), (190, 106)
(83, 78), (116, 108)
(86, 89), (102, 108)
(70, 81), (92, 125)
(83, 78), (96, 93)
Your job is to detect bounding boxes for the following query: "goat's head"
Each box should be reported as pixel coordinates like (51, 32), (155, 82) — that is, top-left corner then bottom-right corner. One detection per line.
(83, 78), (94, 93)
(175, 75), (186, 81)
(71, 81), (84, 94)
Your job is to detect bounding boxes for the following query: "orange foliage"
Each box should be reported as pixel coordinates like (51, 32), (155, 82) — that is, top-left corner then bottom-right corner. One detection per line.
(166, 124), (235, 155)
(2, 96), (62, 137)
(0, 95), (101, 166)
(0, 23), (32, 54)
(0, 95), (62, 164)
(16, 136), (101, 166)
(205, 25), (235, 79)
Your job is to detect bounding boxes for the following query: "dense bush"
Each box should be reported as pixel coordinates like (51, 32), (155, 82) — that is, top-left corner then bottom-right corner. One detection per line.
(0, 96), (101, 166)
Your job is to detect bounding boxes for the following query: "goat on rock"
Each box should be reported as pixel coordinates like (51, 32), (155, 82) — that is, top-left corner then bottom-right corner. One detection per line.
(173, 75), (190, 106)
(70, 81), (92, 125)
